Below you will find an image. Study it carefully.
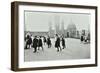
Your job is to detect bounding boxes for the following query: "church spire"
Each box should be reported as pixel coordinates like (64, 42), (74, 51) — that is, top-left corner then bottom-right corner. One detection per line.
(61, 19), (65, 35)
(49, 20), (52, 31)
(54, 15), (60, 35)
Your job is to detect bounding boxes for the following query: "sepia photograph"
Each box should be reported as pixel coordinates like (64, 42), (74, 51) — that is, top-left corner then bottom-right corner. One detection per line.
(24, 11), (91, 62)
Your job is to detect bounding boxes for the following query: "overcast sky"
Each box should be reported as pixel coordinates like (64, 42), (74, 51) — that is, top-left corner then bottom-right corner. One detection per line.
(24, 11), (90, 32)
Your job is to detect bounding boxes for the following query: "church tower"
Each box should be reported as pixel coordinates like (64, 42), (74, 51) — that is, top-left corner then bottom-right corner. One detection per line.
(48, 21), (52, 37)
(48, 20), (55, 38)
(54, 15), (60, 35)
(61, 20), (65, 36)
(66, 19), (77, 38)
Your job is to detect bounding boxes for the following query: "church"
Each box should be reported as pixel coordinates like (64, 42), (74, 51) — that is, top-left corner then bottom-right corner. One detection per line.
(48, 17), (79, 38)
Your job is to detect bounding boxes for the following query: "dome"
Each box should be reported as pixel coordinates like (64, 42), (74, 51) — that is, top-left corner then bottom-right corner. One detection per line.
(66, 21), (77, 38)
(67, 23), (76, 31)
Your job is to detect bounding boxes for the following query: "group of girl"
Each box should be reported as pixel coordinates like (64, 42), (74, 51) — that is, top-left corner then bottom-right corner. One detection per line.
(25, 33), (66, 53)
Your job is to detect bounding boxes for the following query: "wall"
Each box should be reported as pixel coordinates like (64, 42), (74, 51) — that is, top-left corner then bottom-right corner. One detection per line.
(0, 0), (99, 73)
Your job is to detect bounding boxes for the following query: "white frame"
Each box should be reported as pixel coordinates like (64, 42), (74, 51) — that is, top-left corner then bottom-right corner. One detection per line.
(19, 5), (96, 68)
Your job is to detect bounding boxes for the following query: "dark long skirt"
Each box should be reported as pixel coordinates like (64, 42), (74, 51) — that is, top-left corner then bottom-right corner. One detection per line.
(55, 38), (60, 48)
(81, 36), (84, 42)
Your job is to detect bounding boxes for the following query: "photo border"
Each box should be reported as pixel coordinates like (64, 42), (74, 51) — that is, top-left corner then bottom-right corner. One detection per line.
(11, 1), (98, 71)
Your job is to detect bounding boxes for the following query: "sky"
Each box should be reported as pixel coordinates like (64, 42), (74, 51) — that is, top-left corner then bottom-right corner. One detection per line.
(24, 11), (90, 32)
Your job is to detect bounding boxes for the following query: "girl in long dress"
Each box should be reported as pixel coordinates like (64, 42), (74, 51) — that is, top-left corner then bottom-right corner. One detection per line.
(55, 34), (61, 52)
(47, 36), (51, 48)
(38, 36), (43, 51)
(43, 36), (47, 45)
(61, 36), (66, 49)
(32, 36), (38, 53)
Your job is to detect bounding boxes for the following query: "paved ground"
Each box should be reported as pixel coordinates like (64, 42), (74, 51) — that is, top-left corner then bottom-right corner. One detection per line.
(24, 38), (90, 62)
